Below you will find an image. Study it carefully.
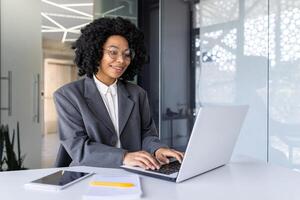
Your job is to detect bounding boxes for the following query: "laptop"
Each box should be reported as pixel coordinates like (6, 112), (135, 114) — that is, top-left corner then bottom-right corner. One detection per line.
(121, 105), (249, 183)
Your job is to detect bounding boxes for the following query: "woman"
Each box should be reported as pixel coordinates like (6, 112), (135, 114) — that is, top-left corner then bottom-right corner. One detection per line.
(54, 17), (183, 170)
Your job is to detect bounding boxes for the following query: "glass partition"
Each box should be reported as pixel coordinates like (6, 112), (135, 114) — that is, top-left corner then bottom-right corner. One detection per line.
(193, 0), (300, 170)
(269, 0), (300, 170)
(194, 0), (269, 161)
(160, 0), (192, 150)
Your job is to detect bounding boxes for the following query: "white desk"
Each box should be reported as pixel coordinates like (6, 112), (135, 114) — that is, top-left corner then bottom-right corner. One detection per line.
(1, 158), (300, 200)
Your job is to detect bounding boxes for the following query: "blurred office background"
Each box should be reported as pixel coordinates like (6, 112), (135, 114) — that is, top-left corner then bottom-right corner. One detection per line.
(1, 0), (300, 172)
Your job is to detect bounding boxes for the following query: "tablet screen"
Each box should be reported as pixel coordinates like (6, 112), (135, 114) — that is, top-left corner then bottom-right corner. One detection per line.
(32, 170), (90, 186)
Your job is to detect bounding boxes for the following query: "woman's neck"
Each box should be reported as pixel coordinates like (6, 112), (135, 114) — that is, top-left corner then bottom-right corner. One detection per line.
(95, 73), (116, 86)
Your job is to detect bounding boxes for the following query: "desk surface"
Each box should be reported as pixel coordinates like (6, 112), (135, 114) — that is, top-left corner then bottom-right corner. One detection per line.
(1, 158), (300, 200)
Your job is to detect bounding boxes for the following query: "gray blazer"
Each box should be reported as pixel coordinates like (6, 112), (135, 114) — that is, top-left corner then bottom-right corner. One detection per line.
(54, 76), (167, 168)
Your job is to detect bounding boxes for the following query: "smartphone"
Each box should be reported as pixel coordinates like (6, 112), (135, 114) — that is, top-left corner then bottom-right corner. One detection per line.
(24, 170), (94, 191)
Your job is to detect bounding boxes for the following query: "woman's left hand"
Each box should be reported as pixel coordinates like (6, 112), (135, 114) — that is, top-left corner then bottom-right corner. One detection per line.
(154, 147), (184, 164)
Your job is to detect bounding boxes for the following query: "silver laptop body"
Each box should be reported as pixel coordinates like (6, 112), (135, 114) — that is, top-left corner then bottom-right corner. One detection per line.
(121, 105), (249, 183)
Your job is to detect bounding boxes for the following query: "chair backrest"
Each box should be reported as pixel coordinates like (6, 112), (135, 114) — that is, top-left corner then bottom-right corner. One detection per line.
(54, 145), (72, 167)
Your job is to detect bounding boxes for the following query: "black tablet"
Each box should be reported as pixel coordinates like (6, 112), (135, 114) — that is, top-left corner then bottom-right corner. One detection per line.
(24, 170), (94, 191)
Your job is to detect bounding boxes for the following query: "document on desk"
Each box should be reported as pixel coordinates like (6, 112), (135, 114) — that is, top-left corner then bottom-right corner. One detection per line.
(82, 174), (142, 200)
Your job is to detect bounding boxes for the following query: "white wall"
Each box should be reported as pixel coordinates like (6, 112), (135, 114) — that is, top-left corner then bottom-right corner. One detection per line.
(1, 0), (42, 169)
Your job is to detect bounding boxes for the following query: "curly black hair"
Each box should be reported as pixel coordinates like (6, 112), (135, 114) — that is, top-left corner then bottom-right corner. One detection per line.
(72, 17), (147, 81)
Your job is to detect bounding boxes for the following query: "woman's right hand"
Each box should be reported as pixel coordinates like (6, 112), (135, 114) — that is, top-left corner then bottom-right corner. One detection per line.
(123, 151), (161, 170)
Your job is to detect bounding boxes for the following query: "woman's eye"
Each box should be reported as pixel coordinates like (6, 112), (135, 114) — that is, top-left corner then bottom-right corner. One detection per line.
(124, 53), (131, 58)
(109, 50), (119, 56)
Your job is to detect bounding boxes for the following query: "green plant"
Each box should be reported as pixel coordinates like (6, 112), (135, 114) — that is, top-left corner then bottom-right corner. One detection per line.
(0, 122), (26, 171)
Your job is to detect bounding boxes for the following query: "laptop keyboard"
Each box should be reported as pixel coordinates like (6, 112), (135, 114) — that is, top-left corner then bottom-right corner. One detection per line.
(148, 161), (181, 175)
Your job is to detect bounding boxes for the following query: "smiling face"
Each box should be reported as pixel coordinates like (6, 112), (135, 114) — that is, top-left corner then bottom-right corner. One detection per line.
(96, 35), (131, 85)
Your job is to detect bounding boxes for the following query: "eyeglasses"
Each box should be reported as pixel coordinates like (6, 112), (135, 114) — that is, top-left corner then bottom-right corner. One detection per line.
(103, 47), (135, 61)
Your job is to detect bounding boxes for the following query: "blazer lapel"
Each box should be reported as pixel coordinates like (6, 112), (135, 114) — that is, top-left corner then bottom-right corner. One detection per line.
(118, 81), (134, 135)
(84, 77), (116, 135)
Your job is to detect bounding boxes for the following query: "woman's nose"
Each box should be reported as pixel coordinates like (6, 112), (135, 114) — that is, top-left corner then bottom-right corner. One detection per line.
(115, 53), (126, 63)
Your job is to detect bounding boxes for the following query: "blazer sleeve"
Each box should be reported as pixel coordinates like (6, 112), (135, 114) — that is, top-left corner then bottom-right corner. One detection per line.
(54, 90), (127, 168)
(140, 91), (169, 154)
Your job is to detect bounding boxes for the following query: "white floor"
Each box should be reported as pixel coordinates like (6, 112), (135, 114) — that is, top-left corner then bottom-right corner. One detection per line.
(41, 133), (60, 168)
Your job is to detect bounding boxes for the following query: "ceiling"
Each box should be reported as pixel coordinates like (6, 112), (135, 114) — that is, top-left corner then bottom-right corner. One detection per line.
(41, 0), (93, 43)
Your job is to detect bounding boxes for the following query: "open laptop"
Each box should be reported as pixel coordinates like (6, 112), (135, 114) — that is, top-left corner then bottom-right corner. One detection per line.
(121, 105), (249, 183)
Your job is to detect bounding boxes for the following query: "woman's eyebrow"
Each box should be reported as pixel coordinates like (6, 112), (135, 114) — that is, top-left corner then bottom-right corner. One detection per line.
(107, 45), (129, 51)
(107, 45), (119, 49)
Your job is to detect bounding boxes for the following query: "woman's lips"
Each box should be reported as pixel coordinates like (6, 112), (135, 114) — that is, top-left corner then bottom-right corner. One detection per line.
(110, 65), (124, 73)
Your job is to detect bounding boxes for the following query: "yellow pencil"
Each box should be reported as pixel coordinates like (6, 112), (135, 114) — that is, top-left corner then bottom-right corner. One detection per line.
(89, 181), (135, 188)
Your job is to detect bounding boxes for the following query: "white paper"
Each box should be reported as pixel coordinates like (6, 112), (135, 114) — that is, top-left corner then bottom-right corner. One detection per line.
(82, 174), (142, 200)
